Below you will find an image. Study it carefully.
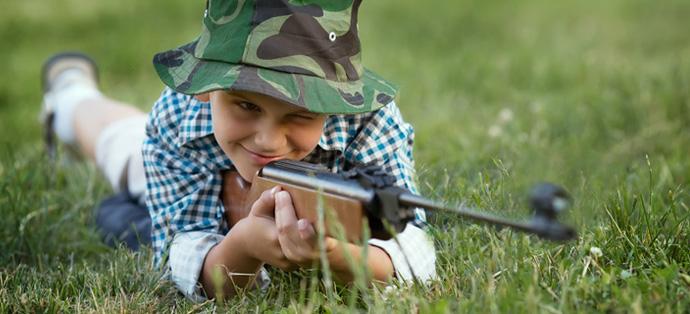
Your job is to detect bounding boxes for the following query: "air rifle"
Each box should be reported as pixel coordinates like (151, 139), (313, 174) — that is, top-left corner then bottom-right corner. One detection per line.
(222, 159), (577, 242)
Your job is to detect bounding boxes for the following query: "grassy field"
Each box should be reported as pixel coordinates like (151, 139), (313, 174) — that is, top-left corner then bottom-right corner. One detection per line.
(1, 0), (689, 312)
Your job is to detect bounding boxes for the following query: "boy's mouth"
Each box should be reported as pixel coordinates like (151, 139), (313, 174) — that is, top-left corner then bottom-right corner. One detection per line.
(242, 147), (287, 166)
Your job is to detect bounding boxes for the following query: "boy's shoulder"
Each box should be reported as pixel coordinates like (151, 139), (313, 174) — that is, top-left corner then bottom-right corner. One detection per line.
(146, 88), (214, 147)
(149, 87), (197, 120)
(326, 100), (409, 137)
(312, 100), (414, 165)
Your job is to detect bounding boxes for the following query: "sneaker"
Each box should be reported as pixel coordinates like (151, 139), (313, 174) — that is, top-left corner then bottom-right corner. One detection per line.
(40, 52), (99, 160)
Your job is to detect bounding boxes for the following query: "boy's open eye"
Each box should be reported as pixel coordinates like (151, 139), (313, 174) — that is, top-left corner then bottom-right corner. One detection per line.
(237, 101), (261, 112)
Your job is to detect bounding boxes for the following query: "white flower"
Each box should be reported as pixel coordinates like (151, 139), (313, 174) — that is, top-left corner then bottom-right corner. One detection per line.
(589, 246), (603, 258)
(379, 285), (402, 301)
(488, 125), (502, 138)
(497, 108), (514, 125)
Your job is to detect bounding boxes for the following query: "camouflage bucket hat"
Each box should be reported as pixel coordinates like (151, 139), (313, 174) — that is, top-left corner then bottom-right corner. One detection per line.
(153, 0), (398, 114)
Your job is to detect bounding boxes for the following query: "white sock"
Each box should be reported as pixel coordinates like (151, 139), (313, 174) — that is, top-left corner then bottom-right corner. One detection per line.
(46, 69), (103, 144)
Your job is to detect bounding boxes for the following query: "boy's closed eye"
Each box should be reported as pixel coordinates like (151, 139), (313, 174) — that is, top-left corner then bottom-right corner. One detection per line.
(289, 112), (318, 121)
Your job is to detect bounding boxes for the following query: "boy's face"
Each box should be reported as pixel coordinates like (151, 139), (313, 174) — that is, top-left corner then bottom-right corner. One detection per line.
(205, 90), (328, 182)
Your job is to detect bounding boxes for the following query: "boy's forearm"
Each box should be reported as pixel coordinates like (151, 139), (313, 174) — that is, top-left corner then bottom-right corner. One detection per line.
(327, 242), (395, 284)
(199, 225), (264, 299)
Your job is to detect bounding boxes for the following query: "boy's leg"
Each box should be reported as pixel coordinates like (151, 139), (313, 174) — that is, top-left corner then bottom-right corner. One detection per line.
(42, 52), (147, 201)
(43, 52), (152, 250)
(94, 115), (148, 204)
(73, 97), (144, 162)
(42, 52), (144, 162)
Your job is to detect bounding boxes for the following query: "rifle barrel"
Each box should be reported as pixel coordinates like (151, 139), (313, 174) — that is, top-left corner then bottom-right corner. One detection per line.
(398, 193), (576, 240)
(399, 193), (533, 230)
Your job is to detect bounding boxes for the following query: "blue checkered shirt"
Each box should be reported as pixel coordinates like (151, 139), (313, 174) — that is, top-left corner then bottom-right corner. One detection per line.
(143, 88), (436, 299)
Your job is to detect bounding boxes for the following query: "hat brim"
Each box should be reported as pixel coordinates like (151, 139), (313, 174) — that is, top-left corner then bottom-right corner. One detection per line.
(153, 40), (398, 114)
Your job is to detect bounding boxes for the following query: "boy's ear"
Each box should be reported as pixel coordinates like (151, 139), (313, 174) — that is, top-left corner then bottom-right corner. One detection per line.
(194, 93), (210, 102)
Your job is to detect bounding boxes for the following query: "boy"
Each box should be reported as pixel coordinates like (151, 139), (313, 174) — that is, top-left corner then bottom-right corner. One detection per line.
(42, 0), (435, 300)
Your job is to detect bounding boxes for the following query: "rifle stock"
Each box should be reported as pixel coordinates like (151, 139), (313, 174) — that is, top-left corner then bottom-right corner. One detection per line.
(221, 164), (370, 242)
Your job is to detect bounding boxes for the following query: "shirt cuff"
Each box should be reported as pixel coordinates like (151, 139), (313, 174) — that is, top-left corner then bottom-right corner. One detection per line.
(368, 224), (437, 284)
(169, 231), (223, 300)
(169, 231), (272, 301)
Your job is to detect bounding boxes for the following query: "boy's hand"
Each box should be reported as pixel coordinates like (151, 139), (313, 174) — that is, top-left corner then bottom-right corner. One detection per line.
(238, 188), (299, 271)
(273, 187), (395, 283)
(274, 189), (338, 268)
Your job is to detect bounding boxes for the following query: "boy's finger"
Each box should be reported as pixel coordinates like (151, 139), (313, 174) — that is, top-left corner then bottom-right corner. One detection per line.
(275, 191), (321, 266)
(298, 219), (316, 243)
(275, 191), (298, 234)
(250, 186), (280, 217)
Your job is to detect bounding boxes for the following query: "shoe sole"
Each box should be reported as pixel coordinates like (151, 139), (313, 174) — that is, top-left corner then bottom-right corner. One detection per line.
(42, 51), (99, 93)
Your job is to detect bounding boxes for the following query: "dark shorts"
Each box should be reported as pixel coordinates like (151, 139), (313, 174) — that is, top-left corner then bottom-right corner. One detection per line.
(95, 191), (151, 251)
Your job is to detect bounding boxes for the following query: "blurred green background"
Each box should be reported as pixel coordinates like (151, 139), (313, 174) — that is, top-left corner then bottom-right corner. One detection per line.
(3, 0), (688, 193)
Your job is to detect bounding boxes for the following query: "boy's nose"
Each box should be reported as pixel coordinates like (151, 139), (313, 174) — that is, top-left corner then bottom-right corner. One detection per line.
(254, 124), (286, 152)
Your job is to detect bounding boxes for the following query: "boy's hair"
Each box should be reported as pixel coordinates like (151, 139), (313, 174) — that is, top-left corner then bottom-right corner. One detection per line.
(153, 0), (397, 114)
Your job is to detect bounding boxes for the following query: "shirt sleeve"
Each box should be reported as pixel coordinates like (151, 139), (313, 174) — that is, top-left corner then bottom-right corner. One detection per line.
(345, 102), (437, 283)
(142, 89), (229, 299)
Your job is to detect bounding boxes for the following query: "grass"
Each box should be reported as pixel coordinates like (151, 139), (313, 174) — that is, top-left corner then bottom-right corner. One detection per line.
(1, 0), (689, 312)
